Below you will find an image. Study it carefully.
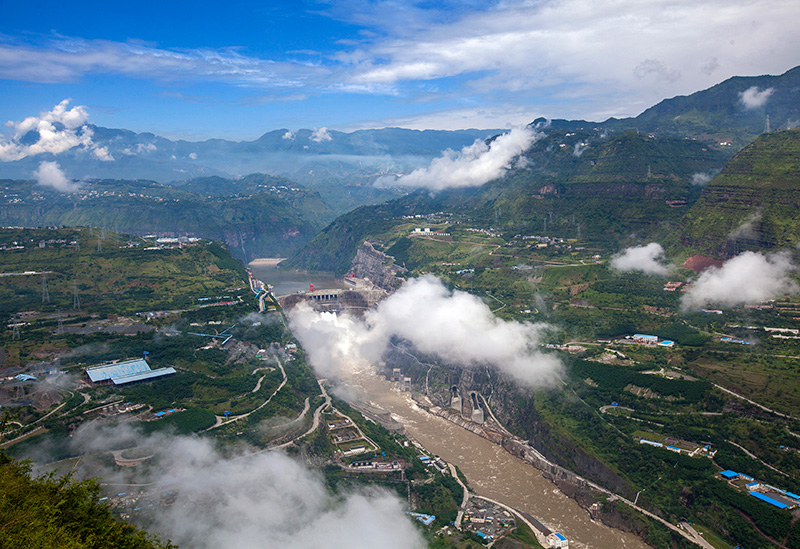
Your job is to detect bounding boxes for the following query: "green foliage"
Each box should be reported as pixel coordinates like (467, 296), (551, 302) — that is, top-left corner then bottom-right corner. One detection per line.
(141, 408), (216, 435)
(0, 451), (173, 549)
(674, 128), (800, 256)
(571, 360), (711, 403)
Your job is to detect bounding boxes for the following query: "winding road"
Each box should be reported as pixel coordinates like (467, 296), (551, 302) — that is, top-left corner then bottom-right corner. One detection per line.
(205, 357), (287, 431)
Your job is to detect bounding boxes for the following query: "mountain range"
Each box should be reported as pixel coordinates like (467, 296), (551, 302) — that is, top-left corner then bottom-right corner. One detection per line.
(1, 65), (799, 264)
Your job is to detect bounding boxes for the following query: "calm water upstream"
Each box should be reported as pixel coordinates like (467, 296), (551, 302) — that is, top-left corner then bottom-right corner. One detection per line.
(346, 370), (649, 549)
(248, 259), (347, 297)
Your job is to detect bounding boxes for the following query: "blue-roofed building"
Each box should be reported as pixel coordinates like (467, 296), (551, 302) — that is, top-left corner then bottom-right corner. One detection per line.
(14, 373), (37, 381)
(640, 439), (663, 448)
(786, 492), (800, 501)
(86, 359), (175, 386)
(111, 367), (176, 385)
(407, 512), (435, 526)
(547, 532), (569, 547)
(719, 470), (739, 480)
(750, 492), (789, 509)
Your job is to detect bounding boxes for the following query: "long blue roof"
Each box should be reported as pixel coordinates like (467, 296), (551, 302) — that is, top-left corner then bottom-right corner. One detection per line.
(111, 367), (176, 385)
(750, 492), (789, 509)
(86, 359), (150, 382)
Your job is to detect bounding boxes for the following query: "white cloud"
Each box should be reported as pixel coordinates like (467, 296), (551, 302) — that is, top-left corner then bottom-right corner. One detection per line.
(728, 211), (762, 240)
(611, 243), (672, 275)
(92, 145), (114, 161)
(33, 160), (80, 192)
(189, 152), (198, 159)
(376, 126), (537, 191)
(40, 423), (425, 549)
(288, 274), (562, 388)
(137, 142), (157, 153)
(739, 86), (775, 109)
(681, 251), (799, 309)
(1, 1), (798, 129)
(310, 127), (332, 142)
(691, 172), (714, 186)
(340, 0), (800, 120)
(573, 142), (587, 157)
(0, 99), (95, 161)
(282, 130), (295, 140)
(0, 39), (324, 88)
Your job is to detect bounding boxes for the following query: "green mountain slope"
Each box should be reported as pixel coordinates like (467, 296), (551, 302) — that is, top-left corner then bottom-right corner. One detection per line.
(674, 128), (800, 256)
(0, 176), (334, 261)
(286, 131), (729, 273)
(0, 450), (173, 549)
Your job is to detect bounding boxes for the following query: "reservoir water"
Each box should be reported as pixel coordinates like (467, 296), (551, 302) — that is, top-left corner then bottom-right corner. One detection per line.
(248, 259), (347, 297)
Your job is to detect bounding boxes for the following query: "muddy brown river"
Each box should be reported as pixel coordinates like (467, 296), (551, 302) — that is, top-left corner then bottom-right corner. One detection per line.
(347, 369), (649, 549)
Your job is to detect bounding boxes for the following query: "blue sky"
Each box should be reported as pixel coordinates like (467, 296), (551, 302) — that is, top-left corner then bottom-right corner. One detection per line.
(1, 0), (799, 140)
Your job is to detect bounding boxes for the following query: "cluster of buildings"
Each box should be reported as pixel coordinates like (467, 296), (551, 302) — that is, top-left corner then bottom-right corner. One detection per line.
(629, 334), (675, 347)
(461, 499), (517, 543)
(637, 437), (716, 458)
(411, 227), (450, 237)
(719, 470), (800, 510)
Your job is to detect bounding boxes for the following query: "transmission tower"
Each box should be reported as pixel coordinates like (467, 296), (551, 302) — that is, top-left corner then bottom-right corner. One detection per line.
(765, 115), (771, 133)
(57, 311), (64, 335)
(73, 281), (81, 310)
(12, 323), (21, 340)
(42, 273), (50, 303)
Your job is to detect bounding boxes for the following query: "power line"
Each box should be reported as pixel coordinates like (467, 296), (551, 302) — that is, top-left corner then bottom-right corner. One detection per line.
(42, 273), (50, 303)
(73, 280), (81, 310)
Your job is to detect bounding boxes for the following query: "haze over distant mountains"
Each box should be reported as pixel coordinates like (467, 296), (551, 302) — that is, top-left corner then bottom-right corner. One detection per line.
(1, 65), (799, 263)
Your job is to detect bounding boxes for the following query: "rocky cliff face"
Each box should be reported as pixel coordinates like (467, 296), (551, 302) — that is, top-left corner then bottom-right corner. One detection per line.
(349, 241), (406, 291)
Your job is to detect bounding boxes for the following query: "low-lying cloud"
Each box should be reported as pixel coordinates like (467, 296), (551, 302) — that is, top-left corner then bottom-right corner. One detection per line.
(611, 243), (671, 275)
(34, 161), (81, 192)
(288, 274), (561, 387)
(728, 211), (762, 240)
(28, 422), (424, 549)
(375, 126), (538, 192)
(739, 86), (774, 109)
(0, 99), (111, 162)
(310, 127), (332, 143)
(691, 172), (714, 186)
(681, 251), (798, 309)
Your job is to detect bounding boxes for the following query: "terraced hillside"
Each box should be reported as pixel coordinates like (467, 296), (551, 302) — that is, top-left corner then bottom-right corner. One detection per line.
(675, 128), (800, 256)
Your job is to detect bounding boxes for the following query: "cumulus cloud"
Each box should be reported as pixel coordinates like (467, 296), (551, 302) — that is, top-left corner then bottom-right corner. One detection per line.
(27, 422), (424, 549)
(137, 142), (157, 153)
(310, 127), (332, 143)
(375, 126), (537, 192)
(289, 275), (562, 387)
(681, 251), (799, 309)
(0, 99), (96, 161)
(739, 86), (774, 109)
(691, 172), (714, 186)
(611, 243), (672, 275)
(283, 130), (295, 140)
(92, 145), (114, 161)
(189, 152), (198, 159)
(33, 161), (80, 192)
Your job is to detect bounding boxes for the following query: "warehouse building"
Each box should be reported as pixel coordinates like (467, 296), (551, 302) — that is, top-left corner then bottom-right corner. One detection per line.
(85, 358), (176, 386)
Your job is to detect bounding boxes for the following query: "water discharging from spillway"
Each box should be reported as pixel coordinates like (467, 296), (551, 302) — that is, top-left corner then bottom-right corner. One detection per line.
(345, 370), (649, 549)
